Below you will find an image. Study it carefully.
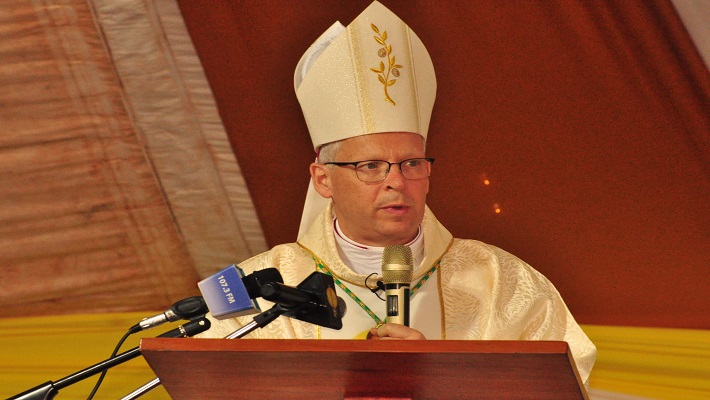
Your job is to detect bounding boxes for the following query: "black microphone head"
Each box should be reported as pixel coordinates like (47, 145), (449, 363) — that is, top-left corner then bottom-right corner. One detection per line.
(281, 272), (343, 330)
(170, 296), (208, 319)
(382, 245), (413, 284)
(243, 268), (284, 299)
(259, 282), (313, 307)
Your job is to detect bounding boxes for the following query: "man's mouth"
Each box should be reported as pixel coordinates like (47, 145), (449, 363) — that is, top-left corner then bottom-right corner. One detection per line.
(381, 204), (409, 211)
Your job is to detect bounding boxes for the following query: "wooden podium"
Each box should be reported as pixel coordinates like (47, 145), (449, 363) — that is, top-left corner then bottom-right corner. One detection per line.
(140, 338), (589, 399)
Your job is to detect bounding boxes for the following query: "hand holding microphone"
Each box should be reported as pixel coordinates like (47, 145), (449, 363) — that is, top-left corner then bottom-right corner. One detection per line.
(369, 245), (426, 340)
(382, 245), (413, 326)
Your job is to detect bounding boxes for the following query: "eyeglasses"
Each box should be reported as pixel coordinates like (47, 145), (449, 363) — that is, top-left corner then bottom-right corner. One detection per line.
(324, 158), (435, 183)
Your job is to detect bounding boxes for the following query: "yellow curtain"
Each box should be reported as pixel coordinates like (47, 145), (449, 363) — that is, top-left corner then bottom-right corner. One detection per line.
(0, 312), (170, 400)
(1, 313), (709, 399)
(586, 325), (710, 399)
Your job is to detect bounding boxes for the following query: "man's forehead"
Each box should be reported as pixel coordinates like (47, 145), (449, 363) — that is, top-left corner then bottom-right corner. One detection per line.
(337, 132), (426, 155)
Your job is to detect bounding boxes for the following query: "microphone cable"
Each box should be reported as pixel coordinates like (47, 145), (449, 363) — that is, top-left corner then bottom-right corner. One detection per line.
(365, 272), (386, 301)
(86, 328), (132, 400)
(88, 297), (208, 398)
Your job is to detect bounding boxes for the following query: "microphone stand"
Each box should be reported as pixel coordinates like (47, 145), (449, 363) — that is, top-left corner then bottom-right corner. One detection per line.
(121, 271), (343, 399)
(8, 348), (143, 400)
(120, 304), (294, 400)
(7, 318), (210, 400)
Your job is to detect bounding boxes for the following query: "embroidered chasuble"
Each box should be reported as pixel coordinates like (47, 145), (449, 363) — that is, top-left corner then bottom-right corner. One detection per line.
(199, 203), (597, 385)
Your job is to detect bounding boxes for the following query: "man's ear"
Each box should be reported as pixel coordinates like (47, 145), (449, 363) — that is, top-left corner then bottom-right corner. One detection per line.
(310, 163), (333, 199)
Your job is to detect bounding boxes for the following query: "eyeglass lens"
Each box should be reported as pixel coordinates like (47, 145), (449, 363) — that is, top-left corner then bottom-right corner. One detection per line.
(355, 158), (431, 182)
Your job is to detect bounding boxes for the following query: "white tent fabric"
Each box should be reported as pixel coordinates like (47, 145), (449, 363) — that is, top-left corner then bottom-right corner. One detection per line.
(91, 0), (268, 271)
(671, 0), (710, 68)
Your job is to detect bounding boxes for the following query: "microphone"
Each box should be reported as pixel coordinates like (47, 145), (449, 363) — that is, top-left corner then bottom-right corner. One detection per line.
(129, 296), (207, 334)
(198, 266), (283, 319)
(157, 317), (211, 338)
(259, 272), (345, 330)
(117, 273), (344, 400)
(382, 245), (413, 326)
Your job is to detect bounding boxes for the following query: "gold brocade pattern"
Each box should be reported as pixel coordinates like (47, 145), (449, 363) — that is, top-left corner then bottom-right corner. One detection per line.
(436, 264), (446, 339)
(348, 22), (373, 134)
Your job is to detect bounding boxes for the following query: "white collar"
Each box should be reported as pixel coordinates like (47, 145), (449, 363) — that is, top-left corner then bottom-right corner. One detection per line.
(333, 218), (424, 276)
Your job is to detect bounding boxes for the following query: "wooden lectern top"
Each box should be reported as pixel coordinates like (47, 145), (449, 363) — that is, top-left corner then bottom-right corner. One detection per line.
(140, 338), (588, 400)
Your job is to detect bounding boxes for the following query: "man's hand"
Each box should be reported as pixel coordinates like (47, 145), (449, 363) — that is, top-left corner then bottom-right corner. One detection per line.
(368, 323), (426, 340)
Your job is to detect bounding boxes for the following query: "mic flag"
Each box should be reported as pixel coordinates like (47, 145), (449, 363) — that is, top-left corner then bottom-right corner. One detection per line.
(198, 265), (282, 319)
(382, 245), (413, 326)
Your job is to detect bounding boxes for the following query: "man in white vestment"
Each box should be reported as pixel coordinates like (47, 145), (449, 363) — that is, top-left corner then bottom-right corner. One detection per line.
(199, 1), (596, 386)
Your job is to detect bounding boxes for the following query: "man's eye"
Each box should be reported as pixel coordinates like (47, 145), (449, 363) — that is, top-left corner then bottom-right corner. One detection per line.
(404, 159), (420, 167)
(360, 162), (381, 170)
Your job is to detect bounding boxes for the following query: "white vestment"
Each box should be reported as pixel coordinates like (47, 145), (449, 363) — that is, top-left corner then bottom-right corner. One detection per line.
(200, 203), (596, 385)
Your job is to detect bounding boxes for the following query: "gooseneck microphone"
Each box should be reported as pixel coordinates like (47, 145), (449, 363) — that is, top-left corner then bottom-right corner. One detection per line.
(382, 245), (413, 326)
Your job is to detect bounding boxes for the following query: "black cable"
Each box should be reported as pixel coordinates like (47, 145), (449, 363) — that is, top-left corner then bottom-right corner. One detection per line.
(86, 328), (132, 399)
(365, 273), (386, 301)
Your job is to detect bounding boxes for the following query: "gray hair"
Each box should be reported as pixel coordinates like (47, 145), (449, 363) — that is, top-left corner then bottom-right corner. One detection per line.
(316, 135), (426, 163)
(316, 140), (344, 163)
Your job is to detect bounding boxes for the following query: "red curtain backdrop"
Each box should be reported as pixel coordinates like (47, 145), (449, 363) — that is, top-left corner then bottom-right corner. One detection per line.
(176, 0), (709, 329)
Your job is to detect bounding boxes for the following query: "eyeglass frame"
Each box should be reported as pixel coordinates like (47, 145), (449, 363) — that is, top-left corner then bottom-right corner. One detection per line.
(323, 157), (435, 183)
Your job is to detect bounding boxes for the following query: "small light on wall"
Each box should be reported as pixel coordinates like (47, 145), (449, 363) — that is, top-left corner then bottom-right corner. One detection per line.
(493, 203), (502, 214)
(480, 173), (490, 186)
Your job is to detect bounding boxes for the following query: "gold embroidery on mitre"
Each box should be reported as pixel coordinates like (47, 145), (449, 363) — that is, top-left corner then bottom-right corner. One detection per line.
(370, 23), (403, 105)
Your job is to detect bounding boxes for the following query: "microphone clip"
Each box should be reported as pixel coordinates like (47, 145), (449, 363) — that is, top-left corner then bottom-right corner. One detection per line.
(365, 273), (386, 301)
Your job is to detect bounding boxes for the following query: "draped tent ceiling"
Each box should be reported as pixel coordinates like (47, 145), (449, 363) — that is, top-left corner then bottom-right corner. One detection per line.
(0, 0), (708, 331)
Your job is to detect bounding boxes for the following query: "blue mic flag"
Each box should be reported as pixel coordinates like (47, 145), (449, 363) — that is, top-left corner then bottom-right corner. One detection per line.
(198, 265), (261, 319)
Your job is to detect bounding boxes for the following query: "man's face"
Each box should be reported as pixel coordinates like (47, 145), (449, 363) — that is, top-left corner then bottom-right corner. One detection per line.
(312, 132), (430, 246)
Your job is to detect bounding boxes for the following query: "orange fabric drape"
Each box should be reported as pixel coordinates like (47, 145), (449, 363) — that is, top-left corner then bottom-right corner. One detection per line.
(0, 0), (199, 316)
(0, 0), (268, 317)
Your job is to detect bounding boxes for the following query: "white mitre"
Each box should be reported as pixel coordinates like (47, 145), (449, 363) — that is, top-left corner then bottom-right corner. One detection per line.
(295, 1), (437, 238)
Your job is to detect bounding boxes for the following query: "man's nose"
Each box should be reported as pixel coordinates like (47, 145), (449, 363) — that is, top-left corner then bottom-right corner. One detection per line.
(383, 163), (406, 189)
